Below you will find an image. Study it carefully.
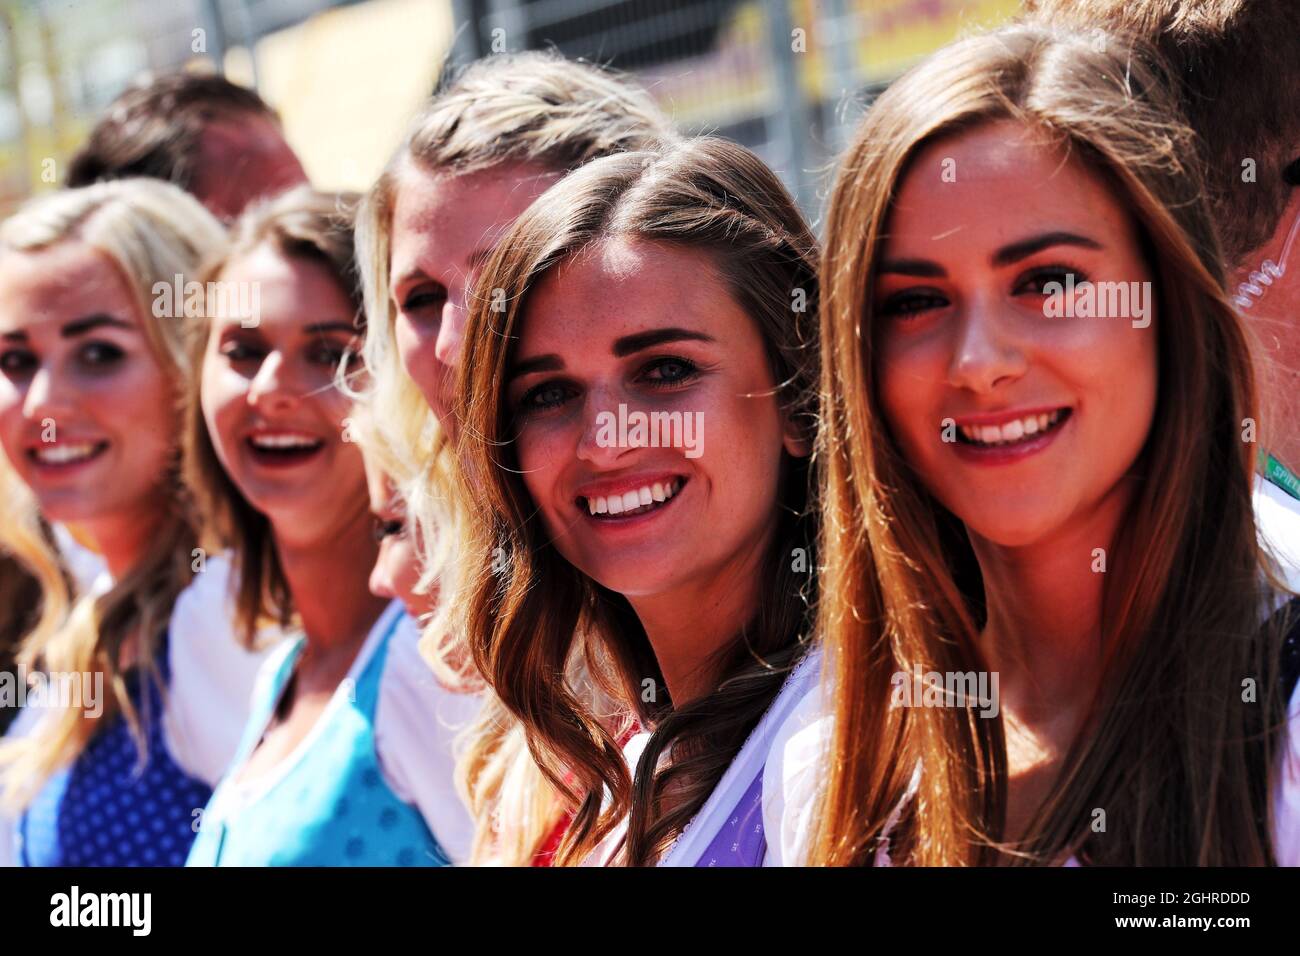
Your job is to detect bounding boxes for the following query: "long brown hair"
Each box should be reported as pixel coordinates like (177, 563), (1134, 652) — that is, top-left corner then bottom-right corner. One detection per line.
(182, 186), (361, 646)
(452, 137), (820, 865)
(813, 21), (1294, 866)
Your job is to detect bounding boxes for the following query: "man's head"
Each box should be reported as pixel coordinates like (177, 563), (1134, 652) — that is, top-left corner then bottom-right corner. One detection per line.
(1026, 0), (1300, 467)
(67, 71), (308, 222)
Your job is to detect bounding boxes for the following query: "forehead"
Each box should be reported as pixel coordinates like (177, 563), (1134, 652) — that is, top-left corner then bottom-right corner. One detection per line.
(200, 114), (292, 161)
(0, 241), (139, 334)
(212, 243), (356, 331)
(519, 237), (741, 347)
(887, 119), (1133, 252)
(388, 160), (561, 276)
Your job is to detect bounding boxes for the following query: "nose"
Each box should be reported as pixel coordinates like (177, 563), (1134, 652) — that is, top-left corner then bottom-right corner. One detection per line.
(21, 365), (73, 426)
(434, 294), (466, 369)
(945, 300), (1027, 394)
(575, 387), (632, 467)
(246, 352), (298, 412)
(369, 553), (396, 600)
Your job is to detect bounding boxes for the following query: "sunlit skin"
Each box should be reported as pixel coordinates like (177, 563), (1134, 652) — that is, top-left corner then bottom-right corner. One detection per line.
(364, 460), (433, 619)
(1233, 187), (1300, 472)
(200, 244), (388, 785)
(873, 120), (1159, 846)
(189, 115), (308, 222)
(0, 241), (175, 582)
(388, 160), (563, 433)
(508, 238), (809, 705)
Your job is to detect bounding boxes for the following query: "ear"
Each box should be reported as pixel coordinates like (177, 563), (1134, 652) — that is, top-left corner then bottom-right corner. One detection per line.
(781, 409), (813, 459)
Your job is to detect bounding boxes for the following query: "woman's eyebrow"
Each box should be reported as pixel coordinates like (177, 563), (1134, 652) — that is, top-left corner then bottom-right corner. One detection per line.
(992, 231), (1103, 267)
(612, 327), (715, 357)
(508, 354), (563, 381)
(62, 314), (134, 337)
(303, 320), (360, 335)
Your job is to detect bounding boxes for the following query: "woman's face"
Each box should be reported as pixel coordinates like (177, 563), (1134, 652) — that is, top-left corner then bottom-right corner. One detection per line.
(387, 160), (562, 432)
(508, 237), (807, 599)
(874, 120), (1159, 548)
(364, 461), (430, 617)
(200, 243), (368, 547)
(0, 241), (177, 527)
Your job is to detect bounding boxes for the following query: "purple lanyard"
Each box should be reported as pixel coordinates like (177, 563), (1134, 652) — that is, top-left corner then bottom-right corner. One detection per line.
(693, 771), (767, 867)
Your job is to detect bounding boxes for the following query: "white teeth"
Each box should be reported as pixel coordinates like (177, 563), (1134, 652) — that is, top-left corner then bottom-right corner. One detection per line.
(250, 432), (320, 449)
(34, 442), (98, 464)
(958, 411), (1067, 447)
(583, 480), (683, 516)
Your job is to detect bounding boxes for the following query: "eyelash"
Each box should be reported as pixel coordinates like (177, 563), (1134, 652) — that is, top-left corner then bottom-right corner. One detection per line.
(878, 263), (1092, 318)
(402, 288), (446, 311)
(372, 518), (405, 542)
(219, 341), (354, 367)
(516, 356), (703, 415)
(0, 341), (126, 376)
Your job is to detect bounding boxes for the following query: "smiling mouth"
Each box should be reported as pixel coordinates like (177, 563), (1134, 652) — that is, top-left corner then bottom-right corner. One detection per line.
(245, 432), (325, 464)
(578, 477), (686, 519)
(953, 408), (1072, 448)
(27, 441), (109, 468)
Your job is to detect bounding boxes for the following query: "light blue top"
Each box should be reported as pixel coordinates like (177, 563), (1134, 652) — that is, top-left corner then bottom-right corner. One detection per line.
(186, 604), (450, 866)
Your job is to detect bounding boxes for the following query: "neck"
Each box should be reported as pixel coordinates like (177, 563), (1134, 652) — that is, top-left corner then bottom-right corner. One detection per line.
(274, 513), (389, 652)
(628, 527), (775, 708)
(972, 478), (1138, 724)
(77, 497), (172, 582)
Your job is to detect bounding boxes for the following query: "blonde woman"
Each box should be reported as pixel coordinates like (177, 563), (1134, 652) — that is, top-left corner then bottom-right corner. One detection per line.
(451, 136), (821, 866)
(790, 21), (1300, 866)
(183, 187), (476, 867)
(353, 51), (676, 865)
(0, 180), (266, 866)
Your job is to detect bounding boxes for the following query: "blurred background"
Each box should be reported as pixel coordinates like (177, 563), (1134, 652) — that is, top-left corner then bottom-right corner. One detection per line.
(0, 0), (1019, 222)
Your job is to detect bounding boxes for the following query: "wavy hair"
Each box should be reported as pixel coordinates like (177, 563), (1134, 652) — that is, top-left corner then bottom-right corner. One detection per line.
(0, 179), (224, 808)
(452, 137), (821, 865)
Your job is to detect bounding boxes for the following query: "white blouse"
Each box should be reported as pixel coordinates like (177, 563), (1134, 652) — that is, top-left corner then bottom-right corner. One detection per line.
(765, 479), (1300, 866)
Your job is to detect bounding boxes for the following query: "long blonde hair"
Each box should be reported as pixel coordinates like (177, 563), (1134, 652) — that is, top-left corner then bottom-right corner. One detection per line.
(351, 51), (677, 866)
(813, 21), (1293, 866)
(0, 179), (225, 808)
(452, 137), (821, 865)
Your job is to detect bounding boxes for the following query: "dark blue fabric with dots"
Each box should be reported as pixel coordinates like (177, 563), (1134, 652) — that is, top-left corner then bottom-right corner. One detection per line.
(18, 630), (214, 867)
(185, 611), (450, 867)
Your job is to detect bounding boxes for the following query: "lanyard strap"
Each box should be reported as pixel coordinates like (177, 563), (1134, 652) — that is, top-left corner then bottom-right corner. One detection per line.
(1263, 451), (1300, 501)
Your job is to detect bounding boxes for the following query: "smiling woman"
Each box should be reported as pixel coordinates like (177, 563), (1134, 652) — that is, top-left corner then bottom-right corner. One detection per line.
(804, 20), (1300, 867)
(451, 136), (821, 866)
(0, 179), (233, 866)
(182, 186), (478, 867)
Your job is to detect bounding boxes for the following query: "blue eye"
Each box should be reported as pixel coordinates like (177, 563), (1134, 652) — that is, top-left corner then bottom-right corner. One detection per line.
(519, 381), (575, 412)
(641, 356), (699, 387)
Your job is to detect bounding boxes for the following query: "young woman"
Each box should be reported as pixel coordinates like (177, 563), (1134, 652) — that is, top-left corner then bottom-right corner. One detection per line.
(449, 136), (821, 866)
(798, 21), (1300, 866)
(183, 186), (476, 867)
(354, 51), (677, 865)
(0, 179), (265, 866)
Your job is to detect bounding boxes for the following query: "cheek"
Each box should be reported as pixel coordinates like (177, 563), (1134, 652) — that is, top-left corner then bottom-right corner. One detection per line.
(394, 314), (445, 404)
(200, 363), (247, 465)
